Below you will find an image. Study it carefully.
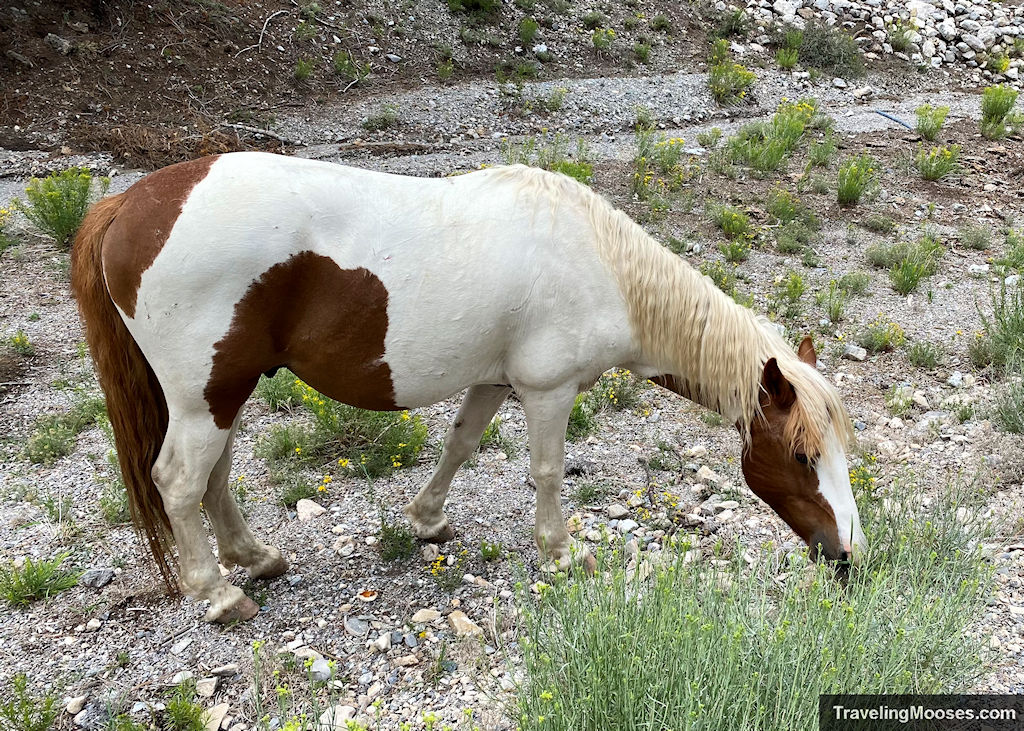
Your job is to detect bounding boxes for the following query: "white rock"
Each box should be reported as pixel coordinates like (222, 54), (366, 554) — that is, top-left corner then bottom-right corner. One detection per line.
(842, 344), (868, 362)
(296, 499), (327, 521)
(606, 504), (629, 519)
(195, 677), (218, 697)
(411, 608), (441, 623)
(372, 633), (392, 653)
(204, 703), (230, 731)
(85, 618), (102, 631)
(617, 519), (640, 534)
(448, 610), (484, 638)
(319, 705), (357, 729)
(833, 76), (848, 87)
(171, 670), (194, 685)
(696, 465), (720, 483)
(66, 695), (87, 715)
(211, 664), (239, 677)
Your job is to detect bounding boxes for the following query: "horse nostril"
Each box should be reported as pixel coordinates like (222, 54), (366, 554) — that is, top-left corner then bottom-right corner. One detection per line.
(838, 550), (850, 563)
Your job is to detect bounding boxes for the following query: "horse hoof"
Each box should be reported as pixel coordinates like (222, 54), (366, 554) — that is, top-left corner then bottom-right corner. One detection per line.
(208, 595), (260, 624)
(421, 522), (455, 544)
(581, 552), (597, 576)
(248, 550), (289, 580)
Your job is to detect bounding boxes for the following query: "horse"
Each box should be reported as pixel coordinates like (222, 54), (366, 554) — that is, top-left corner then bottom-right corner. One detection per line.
(71, 151), (865, 623)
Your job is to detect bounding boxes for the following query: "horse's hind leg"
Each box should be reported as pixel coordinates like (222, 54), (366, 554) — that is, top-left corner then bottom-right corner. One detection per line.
(202, 414), (289, 580)
(404, 384), (511, 542)
(153, 409), (258, 623)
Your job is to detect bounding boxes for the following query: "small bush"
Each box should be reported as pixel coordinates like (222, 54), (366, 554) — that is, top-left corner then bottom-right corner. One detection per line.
(977, 280), (1024, 372)
(591, 28), (615, 54)
(697, 127), (722, 148)
(363, 104), (399, 131)
(519, 16), (539, 44)
(448, 0), (500, 18)
(776, 47), (799, 70)
(993, 380), (1024, 433)
(5, 330), (34, 356)
(165, 681), (206, 731)
(0, 553), (80, 605)
(332, 51), (370, 83)
(573, 481), (611, 504)
(633, 42), (651, 63)
(861, 213), (896, 235)
(980, 84), (1023, 139)
(379, 515), (417, 561)
(775, 221), (816, 254)
(713, 8), (748, 39)
(651, 13), (672, 33)
(886, 385), (913, 417)
(798, 21), (864, 77)
(0, 206), (15, 254)
(719, 239), (750, 264)
(887, 20), (913, 52)
(838, 271), (871, 296)
(837, 154), (878, 206)
(915, 144), (960, 182)
(24, 393), (106, 464)
(587, 369), (645, 412)
(14, 168), (109, 248)
(0, 674), (59, 731)
(709, 203), (751, 239)
(708, 41), (755, 105)
(915, 104), (948, 142)
(770, 271), (807, 319)
(866, 234), (943, 295)
(958, 224), (991, 251)
(566, 393), (598, 441)
(807, 132), (838, 168)
(479, 415), (517, 456)
(856, 319), (905, 353)
(581, 10), (606, 29)
(907, 341), (943, 369)
(293, 57), (314, 81)
(816, 280), (847, 322)
(480, 540), (503, 561)
(890, 257), (931, 295)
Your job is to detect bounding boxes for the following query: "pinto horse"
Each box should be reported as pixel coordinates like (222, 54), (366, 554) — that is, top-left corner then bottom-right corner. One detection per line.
(72, 152), (865, 622)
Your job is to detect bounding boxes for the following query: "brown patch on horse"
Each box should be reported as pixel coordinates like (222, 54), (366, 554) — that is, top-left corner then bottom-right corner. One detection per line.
(204, 251), (398, 429)
(740, 358), (842, 560)
(101, 155), (219, 318)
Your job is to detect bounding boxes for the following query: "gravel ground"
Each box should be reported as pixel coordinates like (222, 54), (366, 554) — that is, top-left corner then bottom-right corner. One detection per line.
(2, 54), (1024, 731)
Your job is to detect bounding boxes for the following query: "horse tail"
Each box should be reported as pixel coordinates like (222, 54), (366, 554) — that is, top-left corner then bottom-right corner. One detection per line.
(71, 194), (177, 592)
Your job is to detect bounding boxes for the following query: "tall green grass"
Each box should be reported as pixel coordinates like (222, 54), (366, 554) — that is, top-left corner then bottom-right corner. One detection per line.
(514, 475), (993, 731)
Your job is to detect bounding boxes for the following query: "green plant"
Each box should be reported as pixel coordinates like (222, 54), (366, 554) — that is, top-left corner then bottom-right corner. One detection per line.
(708, 58), (756, 106)
(886, 385), (913, 417)
(0, 674), (59, 731)
(915, 144), (960, 182)
(165, 680), (206, 731)
(774, 221), (817, 255)
(700, 261), (752, 307)
(14, 167), (109, 248)
(332, 51), (370, 83)
(516, 474), (992, 731)
(861, 213), (896, 235)
(294, 19), (317, 41)
(0, 206), (15, 256)
(915, 104), (949, 142)
(816, 280), (847, 323)
(807, 132), (838, 168)
(448, 0), (500, 18)
(587, 369), (645, 411)
(725, 100), (821, 174)
(5, 330), (34, 356)
(566, 393), (598, 441)
(0, 553), (80, 605)
(293, 57), (314, 81)
(697, 128), (722, 148)
(770, 271), (807, 319)
(719, 239), (750, 264)
(976, 280), (1024, 372)
(987, 53), (1010, 74)
(427, 544), (468, 592)
(838, 271), (870, 296)
(363, 104), (399, 131)
(886, 19), (913, 52)
(633, 42), (651, 63)
(866, 234), (943, 295)
(797, 21), (864, 77)
(502, 134), (594, 185)
(651, 13), (672, 32)
(480, 540), (503, 561)
(856, 319), (905, 353)
(437, 58), (454, 82)
(958, 224), (991, 251)
(582, 10), (606, 29)
(836, 154), (878, 206)
(379, 514), (417, 561)
(591, 28), (616, 54)
(519, 16), (539, 44)
(709, 203), (751, 239)
(479, 415), (517, 456)
(993, 379), (1024, 433)
(776, 47), (798, 70)
(890, 257), (931, 295)
(573, 481), (611, 504)
(24, 392), (106, 464)
(980, 84), (1023, 139)
(907, 341), (943, 369)
(713, 8), (748, 39)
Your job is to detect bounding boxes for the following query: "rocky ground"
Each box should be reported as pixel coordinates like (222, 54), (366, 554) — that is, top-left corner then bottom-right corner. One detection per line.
(2, 0), (1024, 730)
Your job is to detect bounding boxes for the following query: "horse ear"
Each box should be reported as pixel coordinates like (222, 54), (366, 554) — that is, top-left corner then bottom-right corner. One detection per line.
(762, 357), (797, 409)
(797, 336), (817, 366)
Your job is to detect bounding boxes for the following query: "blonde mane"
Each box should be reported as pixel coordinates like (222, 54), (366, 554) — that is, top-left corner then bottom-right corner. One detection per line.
(494, 165), (852, 456)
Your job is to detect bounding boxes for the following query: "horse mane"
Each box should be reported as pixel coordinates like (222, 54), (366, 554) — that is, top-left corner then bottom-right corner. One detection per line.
(491, 164), (852, 456)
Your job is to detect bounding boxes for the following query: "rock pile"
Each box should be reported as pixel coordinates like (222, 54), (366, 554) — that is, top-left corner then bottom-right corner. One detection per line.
(744, 0), (1023, 78)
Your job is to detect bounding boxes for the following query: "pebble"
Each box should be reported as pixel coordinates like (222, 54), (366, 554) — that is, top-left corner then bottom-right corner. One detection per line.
(296, 499), (327, 521)
(842, 344), (868, 362)
(617, 519), (639, 534)
(204, 703), (229, 731)
(345, 616), (369, 637)
(79, 568), (115, 588)
(310, 657), (333, 682)
(411, 608), (441, 623)
(211, 664), (239, 677)
(195, 677), (218, 697)
(696, 465), (720, 483)
(319, 705), (357, 729)
(448, 610), (484, 637)
(170, 670), (194, 684)
(372, 633), (392, 653)
(66, 695), (87, 715)
(85, 618), (102, 631)
(606, 504), (629, 519)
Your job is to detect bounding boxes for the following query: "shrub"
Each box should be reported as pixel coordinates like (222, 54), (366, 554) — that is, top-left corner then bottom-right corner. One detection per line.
(651, 13), (672, 32)
(713, 8), (748, 39)
(798, 21), (864, 77)
(907, 341), (943, 369)
(0, 553), (80, 605)
(581, 10), (606, 29)
(915, 144), (960, 182)
(987, 53), (1010, 74)
(0, 674), (59, 731)
(719, 239), (750, 264)
(993, 380), (1024, 433)
(915, 104), (948, 142)
(379, 514), (417, 561)
(977, 280), (1024, 372)
(708, 43), (756, 106)
(958, 224), (991, 251)
(887, 20), (913, 52)
(566, 393), (597, 441)
(519, 16), (539, 44)
(165, 681), (206, 731)
(448, 0), (500, 18)
(890, 257), (931, 295)
(856, 319), (905, 353)
(293, 57), (314, 81)
(838, 271), (870, 296)
(836, 154), (878, 206)
(480, 540), (503, 561)
(363, 104), (399, 131)
(775, 221), (816, 254)
(587, 369), (644, 412)
(726, 100), (820, 173)
(998, 229), (1024, 272)
(816, 280), (847, 322)
(770, 271), (807, 319)
(256, 371), (428, 479)
(591, 27), (615, 54)
(709, 203), (751, 239)
(886, 385), (913, 417)
(0, 206), (14, 254)
(633, 42), (651, 63)
(697, 127), (722, 148)
(332, 51), (370, 83)
(980, 84), (1023, 139)
(860, 213), (896, 234)
(503, 134), (594, 185)
(5, 330), (33, 356)
(14, 168), (109, 248)
(807, 132), (838, 168)
(516, 476), (992, 731)
(776, 47), (798, 69)
(479, 415), (517, 456)
(24, 393), (106, 464)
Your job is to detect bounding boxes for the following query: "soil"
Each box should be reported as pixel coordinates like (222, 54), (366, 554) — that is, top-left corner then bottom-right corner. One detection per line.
(2, 1), (1024, 729)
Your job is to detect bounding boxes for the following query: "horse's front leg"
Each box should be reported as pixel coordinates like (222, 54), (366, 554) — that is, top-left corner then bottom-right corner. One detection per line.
(405, 384), (511, 541)
(519, 385), (595, 573)
(153, 410), (259, 623)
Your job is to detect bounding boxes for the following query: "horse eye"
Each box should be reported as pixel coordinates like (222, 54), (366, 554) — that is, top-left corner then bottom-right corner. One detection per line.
(795, 453), (809, 465)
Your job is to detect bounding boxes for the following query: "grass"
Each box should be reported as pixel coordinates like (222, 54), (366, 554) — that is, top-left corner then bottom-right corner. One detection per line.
(633, 42), (651, 64)
(581, 10), (606, 29)
(915, 104), (948, 141)
(0, 674), (59, 731)
(725, 99), (823, 174)
(573, 481), (611, 504)
(993, 380), (1024, 433)
(980, 84), (1023, 139)
(769, 270), (807, 319)
(836, 153), (878, 206)
(860, 213), (896, 235)
(775, 47), (798, 70)
(379, 514), (417, 561)
(5, 330), (34, 356)
(697, 128), (722, 148)
(516, 474), (993, 731)
(709, 203), (751, 239)
(713, 8), (748, 39)
(887, 20), (913, 52)
(855, 319), (905, 353)
(838, 271), (870, 296)
(700, 261), (753, 308)
(519, 16), (539, 44)
(866, 234), (944, 295)
(797, 21), (864, 77)
(958, 224), (992, 251)
(719, 239), (750, 264)
(707, 40), (755, 106)
(0, 553), (80, 605)
(255, 369), (427, 480)
(480, 540), (503, 561)
(807, 131), (838, 168)
(165, 680), (206, 731)
(24, 392), (106, 464)
(566, 393), (598, 442)
(886, 385), (913, 417)
(816, 280), (847, 323)
(976, 279), (1024, 372)
(479, 415), (517, 456)
(502, 133), (594, 185)
(14, 167), (109, 248)
(775, 221), (816, 254)
(907, 341), (943, 369)
(293, 57), (314, 81)
(363, 104), (399, 131)
(332, 51), (370, 83)
(915, 144), (960, 181)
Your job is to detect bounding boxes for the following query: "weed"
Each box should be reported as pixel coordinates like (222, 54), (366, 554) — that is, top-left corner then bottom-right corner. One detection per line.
(993, 379), (1024, 433)
(0, 553), (80, 605)
(886, 385), (913, 417)
(861, 213), (896, 234)
(806, 132), (838, 168)
(915, 104), (948, 141)
(479, 415), (517, 456)
(5, 330), (34, 356)
(887, 20), (913, 52)
(438, 58), (455, 81)
(588, 369), (645, 411)
(591, 28), (616, 55)
(24, 392), (106, 464)
(987, 53), (1010, 74)
(838, 272), (871, 296)
(797, 21), (864, 77)
(907, 341), (943, 369)
(801, 248), (821, 268)
(293, 57), (314, 81)
(775, 221), (817, 255)
(633, 42), (651, 63)
(701, 410), (725, 426)
(890, 257), (931, 295)
(256, 370), (301, 411)
(776, 47), (799, 70)
(697, 127), (722, 148)
(958, 224), (991, 251)
(856, 319), (905, 353)
(816, 280), (847, 323)
(294, 19), (317, 41)
(836, 154), (878, 206)
(379, 515), (417, 561)
(165, 680), (206, 731)
(480, 540), (503, 561)
(332, 51), (370, 83)
(980, 84), (1023, 139)
(726, 100), (821, 174)
(708, 58), (756, 106)
(915, 144), (960, 182)
(427, 544), (468, 592)
(713, 8), (748, 39)
(519, 16), (539, 44)
(573, 481), (611, 504)
(363, 104), (399, 131)
(652, 13), (672, 32)
(0, 674), (59, 731)
(770, 271), (807, 319)
(566, 393), (598, 441)
(448, 0), (500, 18)
(977, 280), (1024, 372)
(503, 133), (594, 185)
(709, 203), (750, 239)
(582, 10), (606, 30)
(14, 168), (109, 248)
(700, 261), (752, 307)
(719, 239), (750, 264)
